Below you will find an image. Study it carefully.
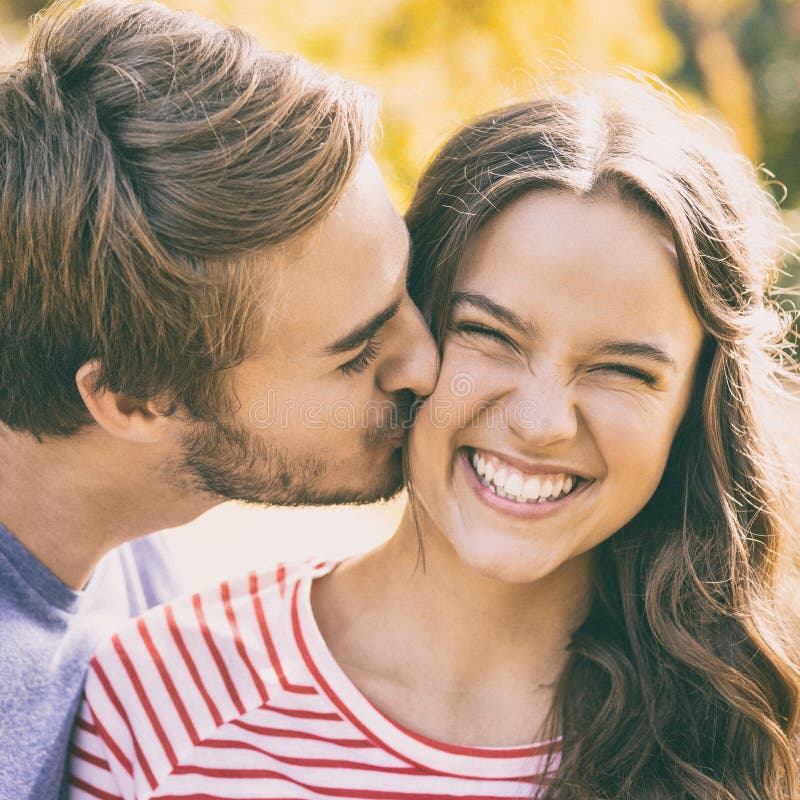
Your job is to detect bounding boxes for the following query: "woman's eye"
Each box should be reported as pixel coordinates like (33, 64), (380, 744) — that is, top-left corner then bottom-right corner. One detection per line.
(339, 335), (382, 376)
(452, 321), (512, 346)
(593, 364), (657, 385)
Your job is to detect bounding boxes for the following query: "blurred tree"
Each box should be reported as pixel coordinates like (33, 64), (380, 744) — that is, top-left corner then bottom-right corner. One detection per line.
(663, 0), (800, 208)
(216, 0), (679, 204)
(1, 0), (797, 215)
(3, 0), (44, 20)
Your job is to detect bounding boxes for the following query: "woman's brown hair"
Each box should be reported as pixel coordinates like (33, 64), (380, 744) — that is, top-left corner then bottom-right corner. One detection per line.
(406, 74), (800, 799)
(0, 0), (378, 438)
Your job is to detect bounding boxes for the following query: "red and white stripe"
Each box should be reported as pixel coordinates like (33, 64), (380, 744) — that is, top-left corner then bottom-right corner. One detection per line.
(70, 561), (559, 799)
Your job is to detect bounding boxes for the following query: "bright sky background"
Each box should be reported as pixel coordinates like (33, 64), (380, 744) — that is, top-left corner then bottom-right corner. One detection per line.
(167, 496), (406, 592)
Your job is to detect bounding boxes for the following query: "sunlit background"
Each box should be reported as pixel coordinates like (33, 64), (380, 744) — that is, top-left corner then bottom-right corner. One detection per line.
(1, 0), (798, 590)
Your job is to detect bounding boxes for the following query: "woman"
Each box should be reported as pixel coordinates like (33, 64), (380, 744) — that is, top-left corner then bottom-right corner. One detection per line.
(71, 75), (800, 799)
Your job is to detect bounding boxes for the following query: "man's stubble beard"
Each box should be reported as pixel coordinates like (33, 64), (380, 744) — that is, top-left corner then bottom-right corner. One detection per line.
(172, 415), (406, 508)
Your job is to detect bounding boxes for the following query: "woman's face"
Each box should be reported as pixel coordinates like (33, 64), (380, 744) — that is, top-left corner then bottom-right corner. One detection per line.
(408, 190), (705, 583)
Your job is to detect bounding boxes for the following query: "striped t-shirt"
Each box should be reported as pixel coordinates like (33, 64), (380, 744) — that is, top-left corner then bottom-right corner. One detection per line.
(69, 561), (560, 799)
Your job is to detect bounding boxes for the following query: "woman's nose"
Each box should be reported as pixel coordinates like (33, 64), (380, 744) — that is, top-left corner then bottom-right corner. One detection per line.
(506, 376), (579, 447)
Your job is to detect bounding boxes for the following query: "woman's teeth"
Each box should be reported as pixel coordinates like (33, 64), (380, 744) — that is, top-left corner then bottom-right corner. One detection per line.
(470, 449), (577, 504)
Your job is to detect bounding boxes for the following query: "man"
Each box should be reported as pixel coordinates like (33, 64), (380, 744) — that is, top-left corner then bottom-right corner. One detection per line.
(0, 1), (438, 797)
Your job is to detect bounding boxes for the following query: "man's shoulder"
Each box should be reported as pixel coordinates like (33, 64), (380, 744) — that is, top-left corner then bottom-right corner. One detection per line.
(0, 527), (180, 800)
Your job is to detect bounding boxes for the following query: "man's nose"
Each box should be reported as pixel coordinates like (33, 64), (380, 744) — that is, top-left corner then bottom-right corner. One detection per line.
(377, 300), (439, 398)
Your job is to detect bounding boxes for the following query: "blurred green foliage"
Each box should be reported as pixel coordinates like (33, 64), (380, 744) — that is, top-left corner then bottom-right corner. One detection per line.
(2, 0), (798, 221)
(164, 0), (796, 219)
(664, 0), (800, 206)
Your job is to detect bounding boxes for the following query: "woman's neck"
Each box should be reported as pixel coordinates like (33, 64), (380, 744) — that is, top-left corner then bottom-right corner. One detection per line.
(311, 503), (595, 747)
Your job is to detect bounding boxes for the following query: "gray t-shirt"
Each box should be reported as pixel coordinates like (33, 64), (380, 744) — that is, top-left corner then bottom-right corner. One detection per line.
(0, 521), (179, 800)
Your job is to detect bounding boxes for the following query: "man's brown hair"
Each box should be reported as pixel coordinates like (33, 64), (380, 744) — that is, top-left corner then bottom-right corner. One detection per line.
(0, 0), (378, 438)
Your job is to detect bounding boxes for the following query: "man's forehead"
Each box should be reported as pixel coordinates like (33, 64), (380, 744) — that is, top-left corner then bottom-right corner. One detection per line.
(332, 154), (397, 218)
(259, 230), (409, 357)
(281, 157), (403, 258)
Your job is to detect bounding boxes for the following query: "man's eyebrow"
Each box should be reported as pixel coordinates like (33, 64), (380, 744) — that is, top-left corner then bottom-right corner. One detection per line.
(450, 291), (535, 338)
(322, 301), (401, 356)
(591, 340), (677, 369)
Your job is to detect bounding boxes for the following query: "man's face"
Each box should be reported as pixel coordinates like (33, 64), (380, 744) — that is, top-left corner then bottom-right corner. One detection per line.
(176, 157), (439, 506)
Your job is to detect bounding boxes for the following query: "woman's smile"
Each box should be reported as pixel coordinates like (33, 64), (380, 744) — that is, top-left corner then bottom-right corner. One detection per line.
(458, 447), (593, 520)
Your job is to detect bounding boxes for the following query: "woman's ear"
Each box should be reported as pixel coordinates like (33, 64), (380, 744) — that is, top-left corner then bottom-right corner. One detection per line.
(75, 361), (173, 443)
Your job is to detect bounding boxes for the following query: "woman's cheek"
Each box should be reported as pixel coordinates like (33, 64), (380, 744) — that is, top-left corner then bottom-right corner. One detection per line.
(584, 398), (677, 498)
(444, 349), (517, 410)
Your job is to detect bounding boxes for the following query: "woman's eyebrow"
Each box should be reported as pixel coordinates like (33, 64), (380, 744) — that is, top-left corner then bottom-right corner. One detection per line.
(450, 293), (676, 369)
(590, 340), (677, 370)
(450, 291), (534, 338)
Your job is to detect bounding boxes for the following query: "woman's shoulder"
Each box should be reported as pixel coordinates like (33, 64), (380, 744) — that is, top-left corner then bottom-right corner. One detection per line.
(92, 558), (332, 656)
(85, 558), (336, 720)
(73, 559), (342, 794)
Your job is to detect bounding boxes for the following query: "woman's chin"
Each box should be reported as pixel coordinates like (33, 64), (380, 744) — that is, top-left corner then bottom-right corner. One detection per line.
(447, 531), (569, 585)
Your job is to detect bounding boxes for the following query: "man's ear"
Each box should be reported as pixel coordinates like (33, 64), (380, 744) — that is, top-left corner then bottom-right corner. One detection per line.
(75, 361), (174, 444)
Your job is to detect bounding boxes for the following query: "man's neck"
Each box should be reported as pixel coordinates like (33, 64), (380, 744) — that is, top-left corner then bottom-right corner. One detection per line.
(0, 425), (217, 589)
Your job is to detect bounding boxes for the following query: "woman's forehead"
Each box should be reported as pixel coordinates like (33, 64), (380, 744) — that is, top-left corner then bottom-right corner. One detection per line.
(452, 191), (700, 348)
